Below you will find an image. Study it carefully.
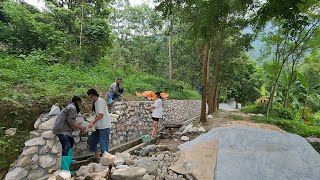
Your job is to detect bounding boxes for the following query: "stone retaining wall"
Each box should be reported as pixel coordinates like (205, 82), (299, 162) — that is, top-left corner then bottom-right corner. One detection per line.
(5, 100), (201, 180)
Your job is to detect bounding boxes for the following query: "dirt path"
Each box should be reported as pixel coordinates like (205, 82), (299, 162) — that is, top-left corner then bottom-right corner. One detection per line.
(156, 110), (286, 150)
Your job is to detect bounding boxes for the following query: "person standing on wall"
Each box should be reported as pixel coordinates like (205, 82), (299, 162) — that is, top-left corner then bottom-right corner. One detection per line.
(87, 88), (111, 162)
(106, 77), (124, 103)
(53, 96), (86, 175)
(146, 92), (163, 139)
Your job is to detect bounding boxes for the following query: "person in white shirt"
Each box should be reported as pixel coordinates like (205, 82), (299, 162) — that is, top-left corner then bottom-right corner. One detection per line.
(87, 88), (111, 161)
(146, 92), (163, 138)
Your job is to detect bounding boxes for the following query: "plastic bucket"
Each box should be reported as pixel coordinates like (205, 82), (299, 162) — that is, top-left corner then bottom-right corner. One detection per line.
(142, 135), (151, 143)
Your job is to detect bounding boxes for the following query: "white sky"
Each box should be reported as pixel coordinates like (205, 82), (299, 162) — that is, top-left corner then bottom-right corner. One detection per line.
(24, 0), (153, 9)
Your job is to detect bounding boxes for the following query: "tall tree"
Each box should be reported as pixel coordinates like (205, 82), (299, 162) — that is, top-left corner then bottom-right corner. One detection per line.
(157, 0), (253, 122)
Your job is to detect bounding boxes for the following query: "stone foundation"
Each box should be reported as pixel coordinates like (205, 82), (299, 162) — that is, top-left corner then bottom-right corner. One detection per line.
(5, 100), (201, 180)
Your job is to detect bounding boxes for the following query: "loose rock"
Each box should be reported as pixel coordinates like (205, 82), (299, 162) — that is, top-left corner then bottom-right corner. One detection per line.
(111, 167), (147, 180)
(5, 128), (17, 136)
(100, 152), (116, 166)
(134, 159), (158, 175)
(181, 136), (189, 141)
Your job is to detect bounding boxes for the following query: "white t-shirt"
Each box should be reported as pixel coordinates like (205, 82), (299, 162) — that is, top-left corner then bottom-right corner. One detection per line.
(94, 97), (111, 129)
(152, 98), (163, 118)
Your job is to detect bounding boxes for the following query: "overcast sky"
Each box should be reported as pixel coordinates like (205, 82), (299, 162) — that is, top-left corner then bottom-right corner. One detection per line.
(23, 0), (153, 9)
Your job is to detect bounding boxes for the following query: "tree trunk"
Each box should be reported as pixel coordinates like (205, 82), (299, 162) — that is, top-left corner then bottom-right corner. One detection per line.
(213, 83), (218, 111)
(208, 29), (225, 114)
(168, 15), (173, 83)
(283, 59), (296, 107)
(199, 41), (210, 123)
(267, 59), (286, 117)
(79, 0), (84, 49)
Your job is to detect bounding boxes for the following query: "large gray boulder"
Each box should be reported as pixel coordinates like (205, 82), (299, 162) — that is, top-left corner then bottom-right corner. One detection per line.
(179, 126), (320, 180)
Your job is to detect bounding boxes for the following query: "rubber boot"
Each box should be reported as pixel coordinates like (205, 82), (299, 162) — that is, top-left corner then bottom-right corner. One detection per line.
(61, 156), (74, 175)
(68, 149), (76, 163)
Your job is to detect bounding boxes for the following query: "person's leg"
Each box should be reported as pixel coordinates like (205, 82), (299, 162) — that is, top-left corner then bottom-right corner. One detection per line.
(119, 88), (124, 95)
(57, 134), (71, 156)
(99, 128), (110, 154)
(67, 136), (75, 157)
(151, 118), (159, 138)
(89, 130), (100, 159)
(57, 134), (73, 174)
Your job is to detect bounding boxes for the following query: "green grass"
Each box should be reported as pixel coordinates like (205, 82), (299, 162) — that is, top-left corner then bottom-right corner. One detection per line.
(251, 116), (320, 138)
(0, 54), (200, 103)
(228, 114), (244, 120)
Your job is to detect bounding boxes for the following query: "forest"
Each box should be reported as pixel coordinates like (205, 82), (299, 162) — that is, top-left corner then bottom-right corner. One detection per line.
(0, 0), (319, 177)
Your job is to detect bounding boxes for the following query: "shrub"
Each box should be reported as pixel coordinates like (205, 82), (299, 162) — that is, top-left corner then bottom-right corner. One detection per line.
(252, 116), (320, 137)
(271, 107), (295, 120)
(241, 105), (267, 114)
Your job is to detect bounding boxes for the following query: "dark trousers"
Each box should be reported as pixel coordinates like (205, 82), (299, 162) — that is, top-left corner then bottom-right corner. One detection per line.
(88, 128), (110, 154)
(57, 134), (75, 156)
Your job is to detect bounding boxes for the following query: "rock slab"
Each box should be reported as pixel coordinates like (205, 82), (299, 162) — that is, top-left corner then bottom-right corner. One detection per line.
(179, 126), (320, 180)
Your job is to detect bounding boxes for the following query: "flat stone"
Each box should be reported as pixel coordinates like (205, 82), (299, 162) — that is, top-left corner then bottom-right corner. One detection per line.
(25, 137), (46, 146)
(5, 167), (28, 180)
(42, 130), (55, 139)
(16, 157), (32, 167)
(181, 136), (189, 141)
(100, 152), (116, 166)
(134, 159), (158, 175)
(39, 155), (56, 168)
(27, 169), (45, 180)
(52, 142), (62, 154)
(21, 146), (38, 156)
(38, 116), (57, 130)
(34, 118), (41, 129)
(111, 167), (147, 180)
(5, 128), (16, 136)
